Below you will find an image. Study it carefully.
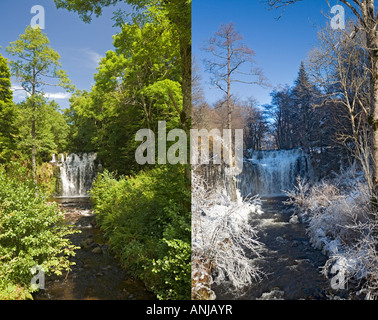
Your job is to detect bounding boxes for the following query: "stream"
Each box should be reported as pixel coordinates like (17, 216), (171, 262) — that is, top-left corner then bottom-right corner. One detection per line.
(214, 197), (334, 300)
(34, 197), (155, 300)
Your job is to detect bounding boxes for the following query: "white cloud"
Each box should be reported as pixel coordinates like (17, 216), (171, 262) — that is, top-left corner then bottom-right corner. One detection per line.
(45, 92), (72, 100)
(11, 86), (29, 99)
(77, 48), (104, 68)
(11, 85), (24, 91)
(10, 86), (71, 102)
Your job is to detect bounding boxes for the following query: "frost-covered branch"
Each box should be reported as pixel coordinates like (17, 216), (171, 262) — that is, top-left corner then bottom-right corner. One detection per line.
(191, 167), (264, 299)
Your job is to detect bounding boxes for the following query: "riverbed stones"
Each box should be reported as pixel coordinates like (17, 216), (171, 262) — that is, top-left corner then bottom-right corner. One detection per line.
(275, 236), (286, 244)
(92, 246), (103, 254)
(258, 289), (285, 300)
(289, 215), (299, 224)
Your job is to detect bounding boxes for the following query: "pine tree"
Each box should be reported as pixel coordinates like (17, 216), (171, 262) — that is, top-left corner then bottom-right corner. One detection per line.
(291, 62), (318, 150)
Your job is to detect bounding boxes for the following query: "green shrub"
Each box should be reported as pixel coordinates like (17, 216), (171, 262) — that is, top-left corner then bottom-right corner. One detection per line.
(0, 168), (78, 299)
(90, 165), (191, 299)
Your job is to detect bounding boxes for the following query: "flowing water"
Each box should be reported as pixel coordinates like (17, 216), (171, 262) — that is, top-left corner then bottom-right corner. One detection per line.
(236, 149), (311, 197)
(51, 153), (98, 197)
(215, 149), (341, 300)
(34, 154), (155, 300)
(215, 197), (330, 300)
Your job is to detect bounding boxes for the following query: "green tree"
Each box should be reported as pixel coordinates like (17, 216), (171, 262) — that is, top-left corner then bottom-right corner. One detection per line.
(6, 26), (73, 184)
(54, 0), (191, 126)
(54, 0), (192, 181)
(65, 9), (182, 175)
(0, 53), (18, 162)
(17, 97), (70, 161)
(0, 53), (12, 103)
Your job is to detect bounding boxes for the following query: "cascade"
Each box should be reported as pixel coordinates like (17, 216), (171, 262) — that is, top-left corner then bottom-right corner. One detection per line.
(236, 149), (311, 197)
(51, 153), (98, 197)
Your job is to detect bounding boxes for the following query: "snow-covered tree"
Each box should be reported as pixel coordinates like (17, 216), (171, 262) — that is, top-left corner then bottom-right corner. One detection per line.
(191, 166), (264, 299)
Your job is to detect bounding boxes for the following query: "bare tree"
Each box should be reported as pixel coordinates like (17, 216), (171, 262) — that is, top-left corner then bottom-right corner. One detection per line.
(202, 22), (268, 201)
(307, 21), (372, 192)
(242, 98), (269, 150)
(203, 22), (267, 133)
(264, 0), (378, 205)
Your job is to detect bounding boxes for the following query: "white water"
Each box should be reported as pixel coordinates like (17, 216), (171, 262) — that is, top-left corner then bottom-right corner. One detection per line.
(51, 153), (97, 197)
(236, 149), (311, 197)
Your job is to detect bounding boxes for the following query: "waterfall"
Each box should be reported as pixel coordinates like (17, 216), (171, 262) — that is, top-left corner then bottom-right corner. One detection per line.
(51, 153), (98, 197)
(236, 149), (311, 197)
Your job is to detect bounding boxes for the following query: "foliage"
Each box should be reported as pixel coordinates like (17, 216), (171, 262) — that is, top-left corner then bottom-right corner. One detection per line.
(0, 168), (79, 299)
(17, 97), (70, 160)
(0, 53), (19, 163)
(54, 0), (191, 133)
(0, 53), (12, 103)
(90, 165), (191, 299)
(6, 26), (73, 95)
(6, 26), (73, 182)
(152, 238), (191, 300)
(65, 8), (182, 175)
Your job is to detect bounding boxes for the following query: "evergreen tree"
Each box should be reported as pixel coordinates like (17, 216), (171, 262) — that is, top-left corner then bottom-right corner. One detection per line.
(291, 62), (320, 150)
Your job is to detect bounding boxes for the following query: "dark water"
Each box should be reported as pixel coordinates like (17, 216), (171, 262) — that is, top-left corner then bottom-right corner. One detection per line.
(214, 197), (332, 300)
(34, 197), (155, 300)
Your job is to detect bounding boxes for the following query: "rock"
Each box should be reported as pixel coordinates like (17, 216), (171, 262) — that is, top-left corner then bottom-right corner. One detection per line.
(85, 237), (94, 245)
(275, 236), (285, 243)
(80, 241), (90, 251)
(283, 233), (292, 240)
(292, 240), (299, 247)
(289, 215), (299, 224)
(101, 265), (112, 271)
(92, 246), (103, 254)
(258, 290), (285, 300)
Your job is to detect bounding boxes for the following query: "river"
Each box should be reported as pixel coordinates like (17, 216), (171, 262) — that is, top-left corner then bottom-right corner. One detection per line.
(214, 197), (335, 300)
(34, 197), (155, 300)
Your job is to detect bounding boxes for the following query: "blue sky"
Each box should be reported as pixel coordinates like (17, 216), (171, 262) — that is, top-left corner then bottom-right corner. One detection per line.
(193, 0), (343, 107)
(1, 1), (352, 110)
(0, 0), (131, 109)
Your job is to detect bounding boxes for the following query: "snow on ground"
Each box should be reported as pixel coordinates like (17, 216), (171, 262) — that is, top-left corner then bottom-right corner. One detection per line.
(288, 165), (378, 299)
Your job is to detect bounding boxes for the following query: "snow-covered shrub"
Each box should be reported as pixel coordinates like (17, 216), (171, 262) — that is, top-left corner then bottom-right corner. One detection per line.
(191, 168), (264, 300)
(307, 188), (370, 252)
(287, 165), (378, 299)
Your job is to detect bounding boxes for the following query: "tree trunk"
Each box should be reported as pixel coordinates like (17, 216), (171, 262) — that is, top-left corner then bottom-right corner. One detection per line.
(31, 116), (36, 184)
(180, 37), (192, 186)
(226, 43), (238, 202)
(31, 59), (37, 187)
(367, 29), (378, 207)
